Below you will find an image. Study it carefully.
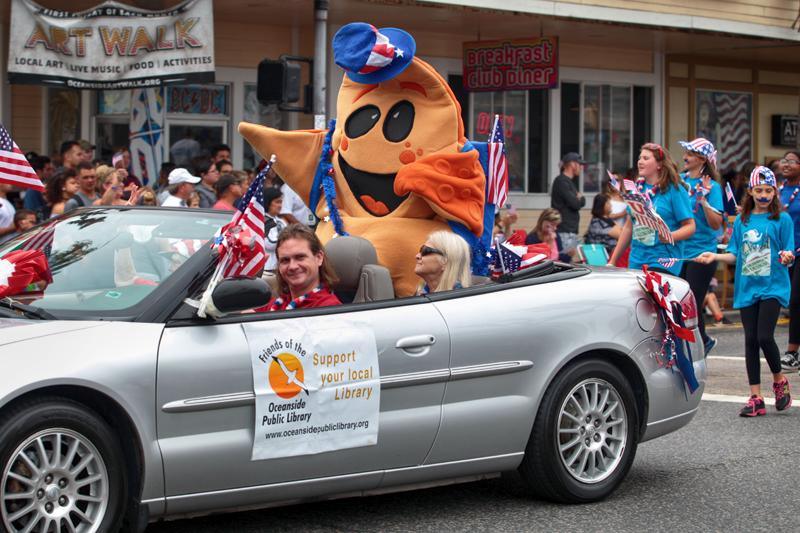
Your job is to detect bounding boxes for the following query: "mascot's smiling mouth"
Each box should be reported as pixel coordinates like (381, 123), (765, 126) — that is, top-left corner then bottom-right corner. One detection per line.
(338, 154), (408, 216)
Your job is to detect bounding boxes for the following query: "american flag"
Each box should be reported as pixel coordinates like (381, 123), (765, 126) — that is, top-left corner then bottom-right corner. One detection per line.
(725, 181), (737, 207)
(487, 115), (508, 208)
(494, 241), (547, 274)
(215, 163), (268, 278)
(606, 170), (619, 191)
(0, 124), (44, 191)
(656, 257), (682, 269)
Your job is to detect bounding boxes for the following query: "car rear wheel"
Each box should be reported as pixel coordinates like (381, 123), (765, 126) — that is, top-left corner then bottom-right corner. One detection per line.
(0, 398), (127, 533)
(519, 359), (638, 503)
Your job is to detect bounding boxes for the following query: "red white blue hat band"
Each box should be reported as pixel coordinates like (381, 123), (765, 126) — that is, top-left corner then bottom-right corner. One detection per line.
(333, 22), (416, 84)
(749, 165), (777, 189)
(679, 138), (717, 167)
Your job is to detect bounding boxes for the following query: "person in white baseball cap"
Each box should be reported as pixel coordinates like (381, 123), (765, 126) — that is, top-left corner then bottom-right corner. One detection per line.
(161, 168), (201, 207)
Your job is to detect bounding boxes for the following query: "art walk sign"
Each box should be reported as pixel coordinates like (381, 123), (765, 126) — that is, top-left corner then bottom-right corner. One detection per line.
(7, 0), (215, 89)
(462, 37), (558, 92)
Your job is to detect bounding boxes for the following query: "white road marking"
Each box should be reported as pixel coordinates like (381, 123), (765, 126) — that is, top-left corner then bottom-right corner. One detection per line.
(707, 355), (743, 361)
(701, 392), (799, 407)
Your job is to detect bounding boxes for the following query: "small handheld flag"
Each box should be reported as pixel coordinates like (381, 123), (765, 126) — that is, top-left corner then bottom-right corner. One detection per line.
(725, 181), (737, 207)
(606, 170), (619, 191)
(656, 257), (693, 269)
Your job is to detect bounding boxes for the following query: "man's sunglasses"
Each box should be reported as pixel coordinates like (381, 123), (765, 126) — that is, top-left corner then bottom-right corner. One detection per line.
(419, 245), (444, 257)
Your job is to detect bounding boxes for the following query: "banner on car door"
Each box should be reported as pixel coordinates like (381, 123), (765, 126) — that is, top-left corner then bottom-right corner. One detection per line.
(7, 0), (214, 89)
(244, 319), (380, 460)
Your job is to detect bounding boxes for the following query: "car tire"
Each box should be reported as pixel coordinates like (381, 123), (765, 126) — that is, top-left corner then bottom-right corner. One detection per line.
(0, 397), (128, 532)
(519, 358), (638, 503)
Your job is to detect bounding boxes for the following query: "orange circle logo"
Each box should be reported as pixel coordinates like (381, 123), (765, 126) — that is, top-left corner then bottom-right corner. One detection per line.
(268, 353), (307, 399)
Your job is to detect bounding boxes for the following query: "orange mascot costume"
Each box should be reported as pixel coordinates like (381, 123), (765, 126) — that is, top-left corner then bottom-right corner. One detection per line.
(239, 23), (489, 297)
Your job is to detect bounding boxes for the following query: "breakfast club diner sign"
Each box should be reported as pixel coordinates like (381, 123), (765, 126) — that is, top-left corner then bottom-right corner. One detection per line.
(462, 37), (558, 92)
(7, 0), (215, 89)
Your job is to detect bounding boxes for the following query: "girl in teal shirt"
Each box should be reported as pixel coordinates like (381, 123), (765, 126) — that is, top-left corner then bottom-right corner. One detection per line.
(697, 166), (794, 417)
(609, 143), (695, 276)
(678, 138), (724, 354)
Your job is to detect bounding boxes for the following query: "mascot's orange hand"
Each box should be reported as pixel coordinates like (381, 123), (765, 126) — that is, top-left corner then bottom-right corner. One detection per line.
(394, 150), (486, 236)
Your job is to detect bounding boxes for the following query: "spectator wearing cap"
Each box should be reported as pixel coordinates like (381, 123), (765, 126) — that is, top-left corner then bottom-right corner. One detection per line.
(78, 139), (95, 162)
(551, 152), (586, 257)
(191, 156), (220, 209)
(161, 168), (200, 207)
(213, 174), (244, 211)
(59, 141), (83, 171)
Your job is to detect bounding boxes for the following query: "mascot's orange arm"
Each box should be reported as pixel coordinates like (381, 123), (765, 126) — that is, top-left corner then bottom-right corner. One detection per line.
(238, 122), (325, 205)
(394, 150), (486, 236)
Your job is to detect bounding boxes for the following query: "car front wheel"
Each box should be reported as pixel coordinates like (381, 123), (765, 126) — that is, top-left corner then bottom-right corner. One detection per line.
(0, 397), (127, 533)
(519, 358), (639, 503)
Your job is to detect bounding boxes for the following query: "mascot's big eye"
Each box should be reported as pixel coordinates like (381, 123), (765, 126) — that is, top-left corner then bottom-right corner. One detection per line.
(345, 105), (381, 138)
(383, 101), (415, 142)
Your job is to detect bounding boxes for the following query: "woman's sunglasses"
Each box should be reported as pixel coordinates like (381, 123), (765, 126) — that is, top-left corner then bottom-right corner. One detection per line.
(419, 245), (444, 257)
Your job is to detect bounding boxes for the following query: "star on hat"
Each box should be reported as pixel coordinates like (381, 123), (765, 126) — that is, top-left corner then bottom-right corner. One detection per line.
(333, 22), (416, 84)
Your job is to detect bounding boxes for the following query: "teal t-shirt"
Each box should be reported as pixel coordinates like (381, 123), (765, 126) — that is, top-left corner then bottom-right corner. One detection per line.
(779, 184), (800, 250)
(726, 212), (794, 309)
(628, 182), (693, 275)
(682, 176), (724, 258)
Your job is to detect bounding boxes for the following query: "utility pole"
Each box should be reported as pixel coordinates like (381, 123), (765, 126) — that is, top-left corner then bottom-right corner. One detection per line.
(313, 0), (328, 130)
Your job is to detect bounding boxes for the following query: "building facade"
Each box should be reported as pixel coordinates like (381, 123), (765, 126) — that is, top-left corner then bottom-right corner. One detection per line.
(1, 0), (799, 224)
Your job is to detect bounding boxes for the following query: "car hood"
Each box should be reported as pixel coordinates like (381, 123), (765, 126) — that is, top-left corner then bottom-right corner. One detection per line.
(0, 319), (105, 347)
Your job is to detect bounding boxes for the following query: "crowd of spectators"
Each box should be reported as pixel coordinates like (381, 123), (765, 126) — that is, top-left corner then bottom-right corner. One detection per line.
(0, 140), (317, 245)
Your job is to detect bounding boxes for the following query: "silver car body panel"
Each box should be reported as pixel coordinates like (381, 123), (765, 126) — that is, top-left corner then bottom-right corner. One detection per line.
(0, 266), (707, 521)
(0, 321), (167, 516)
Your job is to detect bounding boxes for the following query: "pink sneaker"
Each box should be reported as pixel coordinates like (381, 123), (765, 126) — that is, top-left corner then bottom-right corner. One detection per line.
(773, 379), (792, 411)
(739, 395), (766, 417)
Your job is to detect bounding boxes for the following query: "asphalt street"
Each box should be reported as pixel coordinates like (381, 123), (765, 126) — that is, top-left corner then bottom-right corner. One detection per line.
(147, 324), (800, 533)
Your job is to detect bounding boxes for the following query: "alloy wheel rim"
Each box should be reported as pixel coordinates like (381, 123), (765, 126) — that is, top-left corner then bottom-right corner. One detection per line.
(556, 378), (628, 484)
(1, 428), (109, 533)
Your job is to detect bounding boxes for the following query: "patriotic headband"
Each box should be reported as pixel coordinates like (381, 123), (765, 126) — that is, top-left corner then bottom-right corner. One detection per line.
(333, 23), (416, 84)
(679, 138), (717, 167)
(749, 166), (777, 189)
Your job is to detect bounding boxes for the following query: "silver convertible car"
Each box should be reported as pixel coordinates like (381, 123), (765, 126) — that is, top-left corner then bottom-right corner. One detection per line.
(0, 207), (706, 532)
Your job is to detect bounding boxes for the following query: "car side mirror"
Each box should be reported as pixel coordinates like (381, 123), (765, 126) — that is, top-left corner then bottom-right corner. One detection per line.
(208, 277), (271, 316)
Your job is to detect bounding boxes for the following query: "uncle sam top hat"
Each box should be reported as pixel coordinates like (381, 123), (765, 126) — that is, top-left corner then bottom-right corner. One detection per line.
(333, 22), (416, 84)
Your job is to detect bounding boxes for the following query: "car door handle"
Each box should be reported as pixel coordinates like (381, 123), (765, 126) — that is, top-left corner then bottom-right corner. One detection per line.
(396, 335), (436, 357)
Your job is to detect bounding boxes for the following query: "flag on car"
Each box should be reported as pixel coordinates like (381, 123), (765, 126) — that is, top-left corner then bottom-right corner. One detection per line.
(214, 158), (271, 278)
(0, 249), (51, 298)
(0, 124), (44, 191)
(487, 115), (508, 208)
(492, 230), (549, 275)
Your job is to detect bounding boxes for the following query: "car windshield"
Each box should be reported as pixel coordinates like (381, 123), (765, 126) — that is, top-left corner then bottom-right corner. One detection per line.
(0, 207), (229, 313)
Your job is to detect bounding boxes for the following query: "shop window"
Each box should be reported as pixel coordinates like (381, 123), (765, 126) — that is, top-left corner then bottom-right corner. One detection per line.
(167, 84), (228, 115)
(561, 82), (652, 193)
(470, 90), (549, 194)
(166, 84), (230, 166)
(47, 88), (81, 157)
(96, 90), (132, 162)
(242, 83), (283, 170)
